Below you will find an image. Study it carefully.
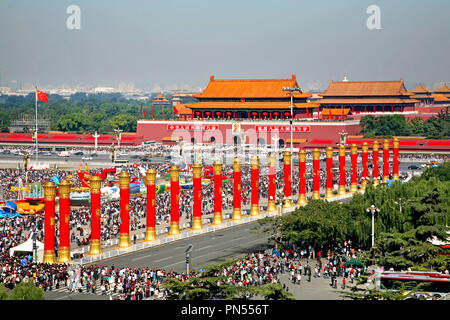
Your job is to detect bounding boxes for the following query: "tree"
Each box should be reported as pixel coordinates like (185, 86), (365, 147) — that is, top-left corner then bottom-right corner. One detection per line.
(109, 114), (137, 133)
(0, 284), (8, 300)
(8, 281), (45, 300)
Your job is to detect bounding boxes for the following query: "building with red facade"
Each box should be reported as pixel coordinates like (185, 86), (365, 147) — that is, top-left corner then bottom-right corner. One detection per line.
(184, 75), (318, 120)
(317, 80), (419, 115)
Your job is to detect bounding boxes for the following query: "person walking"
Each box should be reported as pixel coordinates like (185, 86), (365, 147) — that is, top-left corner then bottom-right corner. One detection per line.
(296, 273), (301, 285)
(342, 277), (346, 289)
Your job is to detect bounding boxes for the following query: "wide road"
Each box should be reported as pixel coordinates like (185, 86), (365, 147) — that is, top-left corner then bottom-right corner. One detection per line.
(44, 220), (272, 300)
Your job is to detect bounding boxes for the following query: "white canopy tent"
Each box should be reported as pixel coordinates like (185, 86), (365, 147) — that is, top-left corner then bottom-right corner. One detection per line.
(9, 235), (44, 263)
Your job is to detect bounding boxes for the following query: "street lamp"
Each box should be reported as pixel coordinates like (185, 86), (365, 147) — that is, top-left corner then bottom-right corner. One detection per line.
(282, 87), (301, 179)
(366, 205), (380, 247)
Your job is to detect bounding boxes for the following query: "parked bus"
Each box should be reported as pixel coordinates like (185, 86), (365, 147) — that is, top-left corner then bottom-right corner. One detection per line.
(377, 271), (450, 299)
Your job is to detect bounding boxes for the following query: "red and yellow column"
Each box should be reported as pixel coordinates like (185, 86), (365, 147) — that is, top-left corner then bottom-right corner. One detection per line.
(361, 142), (369, 190)
(144, 169), (157, 241)
(88, 176), (102, 256)
(372, 141), (380, 187)
(168, 166), (181, 236)
(338, 145), (346, 195)
(393, 138), (399, 180)
(250, 156), (260, 217)
(212, 161), (223, 225)
(43, 181), (56, 264)
(57, 180), (71, 264)
(191, 163), (203, 231)
(267, 153), (277, 212)
(312, 148), (321, 200)
(282, 151), (292, 209)
(116, 171), (131, 249)
(298, 150), (307, 205)
(350, 144), (358, 193)
(232, 158), (242, 221)
(383, 139), (390, 183)
(325, 147), (334, 199)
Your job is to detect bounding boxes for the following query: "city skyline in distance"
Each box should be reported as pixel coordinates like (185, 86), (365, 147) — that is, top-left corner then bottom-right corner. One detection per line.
(1, 0), (449, 93)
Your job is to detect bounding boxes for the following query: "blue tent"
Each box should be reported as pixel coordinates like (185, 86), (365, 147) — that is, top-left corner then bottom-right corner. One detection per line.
(386, 179), (403, 187)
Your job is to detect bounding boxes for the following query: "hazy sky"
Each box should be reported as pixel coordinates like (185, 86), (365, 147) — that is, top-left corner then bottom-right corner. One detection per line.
(1, 0), (449, 91)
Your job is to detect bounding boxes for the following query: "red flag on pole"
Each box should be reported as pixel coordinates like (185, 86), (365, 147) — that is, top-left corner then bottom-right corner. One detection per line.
(173, 106), (178, 114)
(142, 106), (146, 118)
(36, 90), (48, 103)
(152, 105), (155, 118)
(162, 105), (164, 116)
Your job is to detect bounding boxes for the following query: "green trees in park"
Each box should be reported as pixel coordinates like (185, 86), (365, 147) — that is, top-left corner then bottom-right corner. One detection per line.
(162, 259), (293, 300)
(359, 109), (450, 138)
(0, 93), (178, 134)
(0, 282), (45, 300)
(255, 162), (450, 271)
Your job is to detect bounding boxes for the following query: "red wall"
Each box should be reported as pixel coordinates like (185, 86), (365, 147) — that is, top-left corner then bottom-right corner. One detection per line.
(136, 120), (361, 145)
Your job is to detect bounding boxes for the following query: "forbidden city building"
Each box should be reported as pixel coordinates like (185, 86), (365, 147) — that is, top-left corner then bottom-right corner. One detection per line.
(183, 75), (318, 120)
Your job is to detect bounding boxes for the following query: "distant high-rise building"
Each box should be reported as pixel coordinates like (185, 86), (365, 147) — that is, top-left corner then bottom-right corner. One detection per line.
(0, 70), (2, 87)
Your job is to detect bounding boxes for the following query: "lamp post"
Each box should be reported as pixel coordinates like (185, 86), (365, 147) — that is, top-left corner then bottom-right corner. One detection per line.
(366, 205), (380, 247)
(282, 86), (301, 178)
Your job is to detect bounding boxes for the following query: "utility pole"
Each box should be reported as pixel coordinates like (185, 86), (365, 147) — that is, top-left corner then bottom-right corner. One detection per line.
(185, 244), (193, 274)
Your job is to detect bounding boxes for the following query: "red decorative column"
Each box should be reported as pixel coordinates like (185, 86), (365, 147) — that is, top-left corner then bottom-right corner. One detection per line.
(249, 156), (260, 217)
(312, 148), (321, 200)
(267, 153), (277, 212)
(43, 182), (56, 264)
(338, 144), (346, 195)
(361, 142), (369, 190)
(168, 166), (181, 236)
(393, 138), (399, 180)
(144, 169), (157, 241)
(282, 151), (292, 209)
(212, 161), (223, 225)
(116, 171), (131, 249)
(325, 147), (334, 199)
(372, 141), (380, 187)
(191, 163), (203, 231)
(298, 150), (307, 205)
(57, 180), (71, 264)
(87, 176), (102, 256)
(232, 158), (242, 221)
(383, 139), (390, 183)
(350, 144), (358, 193)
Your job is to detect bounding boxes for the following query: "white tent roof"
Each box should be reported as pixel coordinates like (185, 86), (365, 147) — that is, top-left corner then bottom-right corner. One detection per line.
(9, 235), (44, 256)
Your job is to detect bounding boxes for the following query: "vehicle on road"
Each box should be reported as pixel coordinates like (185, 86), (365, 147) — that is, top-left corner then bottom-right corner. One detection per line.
(140, 157), (151, 162)
(58, 151), (70, 157)
(408, 165), (420, 170)
(42, 151), (53, 156)
(72, 151), (84, 156)
(90, 153), (98, 157)
(82, 156), (93, 161)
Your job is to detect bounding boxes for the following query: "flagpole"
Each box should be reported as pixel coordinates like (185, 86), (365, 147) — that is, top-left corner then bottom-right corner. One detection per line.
(35, 87), (39, 162)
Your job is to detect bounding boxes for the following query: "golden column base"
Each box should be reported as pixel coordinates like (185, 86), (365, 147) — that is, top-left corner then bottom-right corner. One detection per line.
(143, 227), (157, 242)
(297, 195), (307, 205)
(56, 247), (71, 264)
(249, 204), (260, 217)
(312, 191), (320, 200)
(393, 174), (399, 181)
(212, 212), (223, 225)
(350, 183), (358, 193)
(373, 178), (379, 187)
(167, 222), (180, 237)
(382, 176), (388, 183)
(282, 198), (292, 209)
(325, 188), (333, 199)
(190, 217), (203, 231)
(87, 239), (102, 256)
(232, 208), (242, 221)
(116, 233), (131, 250)
(267, 201), (277, 213)
(338, 186), (346, 195)
(43, 250), (56, 264)
(361, 180), (367, 191)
